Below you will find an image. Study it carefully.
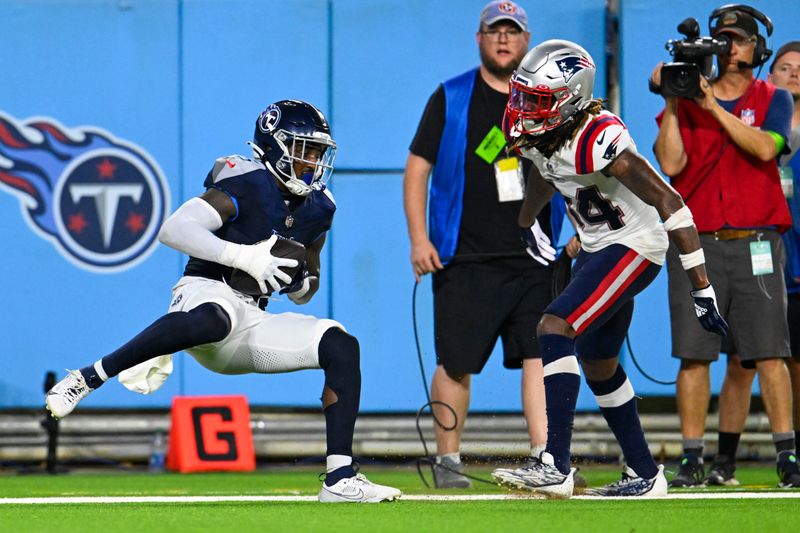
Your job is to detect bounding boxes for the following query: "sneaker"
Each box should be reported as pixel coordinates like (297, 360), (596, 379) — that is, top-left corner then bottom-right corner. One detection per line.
(706, 459), (740, 486)
(777, 451), (800, 488)
(433, 457), (472, 489)
(45, 370), (93, 419)
(494, 460), (586, 495)
(492, 452), (575, 499)
(585, 465), (668, 497)
(669, 454), (705, 488)
(318, 473), (402, 503)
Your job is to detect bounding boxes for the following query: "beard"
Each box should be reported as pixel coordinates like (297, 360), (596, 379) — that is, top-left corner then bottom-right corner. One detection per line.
(480, 48), (524, 79)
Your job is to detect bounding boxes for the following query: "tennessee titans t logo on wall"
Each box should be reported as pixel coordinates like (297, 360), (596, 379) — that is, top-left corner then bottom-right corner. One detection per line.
(0, 111), (169, 272)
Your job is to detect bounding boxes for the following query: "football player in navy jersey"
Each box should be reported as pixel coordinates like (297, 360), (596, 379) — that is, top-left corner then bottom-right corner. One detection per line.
(45, 100), (401, 503)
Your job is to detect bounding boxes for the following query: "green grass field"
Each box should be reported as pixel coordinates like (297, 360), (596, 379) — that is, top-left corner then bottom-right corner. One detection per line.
(1, 465), (798, 532)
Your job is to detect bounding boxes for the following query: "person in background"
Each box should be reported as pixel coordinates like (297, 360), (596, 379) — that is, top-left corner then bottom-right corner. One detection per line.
(768, 39), (800, 467)
(403, 0), (572, 489)
(652, 6), (799, 488)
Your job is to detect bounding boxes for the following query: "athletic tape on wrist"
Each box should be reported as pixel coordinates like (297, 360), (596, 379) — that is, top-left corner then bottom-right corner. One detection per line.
(679, 248), (705, 270)
(663, 205), (695, 232)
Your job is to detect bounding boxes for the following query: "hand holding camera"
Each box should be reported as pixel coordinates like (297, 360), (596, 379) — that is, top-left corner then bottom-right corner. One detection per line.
(651, 17), (729, 99)
(650, 5), (774, 99)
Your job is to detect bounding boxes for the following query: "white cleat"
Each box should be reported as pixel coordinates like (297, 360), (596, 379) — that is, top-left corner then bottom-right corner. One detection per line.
(492, 452), (575, 499)
(45, 370), (93, 419)
(584, 464), (668, 497)
(318, 473), (402, 503)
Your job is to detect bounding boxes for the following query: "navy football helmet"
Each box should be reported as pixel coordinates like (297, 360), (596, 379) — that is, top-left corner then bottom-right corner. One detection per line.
(250, 100), (336, 196)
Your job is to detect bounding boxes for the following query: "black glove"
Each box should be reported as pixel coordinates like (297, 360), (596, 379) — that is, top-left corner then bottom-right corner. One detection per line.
(690, 284), (728, 336)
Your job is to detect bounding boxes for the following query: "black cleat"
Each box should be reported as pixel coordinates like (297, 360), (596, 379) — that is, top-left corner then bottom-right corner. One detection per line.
(777, 451), (800, 488)
(706, 457), (739, 486)
(669, 453), (705, 488)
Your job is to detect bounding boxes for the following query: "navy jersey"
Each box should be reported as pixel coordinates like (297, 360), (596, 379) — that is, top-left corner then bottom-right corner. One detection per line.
(183, 155), (336, 282)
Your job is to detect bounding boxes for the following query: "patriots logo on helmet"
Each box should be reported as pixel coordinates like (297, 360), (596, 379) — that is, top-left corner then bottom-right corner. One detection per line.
(556, 55), (595, 83)
(0, 111), (169, 272)
(258, 105), (281, 133)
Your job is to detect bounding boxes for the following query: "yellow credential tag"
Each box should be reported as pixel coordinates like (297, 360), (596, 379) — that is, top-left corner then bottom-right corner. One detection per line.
(496, 157), (518, 172)
(475, 125), (507, 164)
(494, 156), (524, 202)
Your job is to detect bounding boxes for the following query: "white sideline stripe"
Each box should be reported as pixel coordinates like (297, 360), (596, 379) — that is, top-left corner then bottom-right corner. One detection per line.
(1, 493), (800, 504)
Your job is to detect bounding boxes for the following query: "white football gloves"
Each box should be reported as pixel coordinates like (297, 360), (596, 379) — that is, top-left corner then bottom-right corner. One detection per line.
(220, 235), (299, 294)
(519, 220), (556, 266)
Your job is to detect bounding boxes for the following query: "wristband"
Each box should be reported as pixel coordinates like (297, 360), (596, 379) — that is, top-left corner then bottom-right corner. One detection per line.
(663, 205), (694, 232)
(679, 248), (705, 270)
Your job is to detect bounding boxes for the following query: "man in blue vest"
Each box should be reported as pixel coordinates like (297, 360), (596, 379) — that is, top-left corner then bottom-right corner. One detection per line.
(403, 0), (569, 488)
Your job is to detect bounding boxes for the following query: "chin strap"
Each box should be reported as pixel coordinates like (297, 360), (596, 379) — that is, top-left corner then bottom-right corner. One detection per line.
(246, 141), (312, 197)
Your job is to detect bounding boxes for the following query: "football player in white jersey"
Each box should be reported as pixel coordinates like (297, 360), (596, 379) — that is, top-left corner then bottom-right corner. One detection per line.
(44, 100), (400, 503)
(490, 40), (727, 497)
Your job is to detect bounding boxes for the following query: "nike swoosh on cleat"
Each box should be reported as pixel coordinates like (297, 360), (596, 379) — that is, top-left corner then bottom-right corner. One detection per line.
(323, 487), (365, 501)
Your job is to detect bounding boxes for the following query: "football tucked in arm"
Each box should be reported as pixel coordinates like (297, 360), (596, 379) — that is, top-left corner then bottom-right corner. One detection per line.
(229, 236), (306, 296)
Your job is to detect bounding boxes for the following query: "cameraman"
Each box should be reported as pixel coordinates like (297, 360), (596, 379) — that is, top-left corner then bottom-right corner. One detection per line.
(651, 6), (799, 488)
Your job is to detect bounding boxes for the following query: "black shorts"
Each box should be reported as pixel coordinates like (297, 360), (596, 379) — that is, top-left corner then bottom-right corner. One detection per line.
(433, 262), (552, 375)
(790, 292), (800, 361)
(668, 231), (790, 363)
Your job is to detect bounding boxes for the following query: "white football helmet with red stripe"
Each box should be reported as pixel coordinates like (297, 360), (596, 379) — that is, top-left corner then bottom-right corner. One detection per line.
(506, 39), (596, 137)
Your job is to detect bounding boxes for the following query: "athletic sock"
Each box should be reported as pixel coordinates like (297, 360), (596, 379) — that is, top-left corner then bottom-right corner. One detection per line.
(586, 364), (658, 479)
(437, 452), (461, 464)
(774, 432), (795, 454)
(682, 439), (704, 462)
(79, 360), (109, 390)
(539, 334), (581, 475)
(99, 303), (231, 378)
(318, 328), (361, 460)
(530, 443), (546, 458)
(716, 432), (741, 464)
(324, 464), (357, 486)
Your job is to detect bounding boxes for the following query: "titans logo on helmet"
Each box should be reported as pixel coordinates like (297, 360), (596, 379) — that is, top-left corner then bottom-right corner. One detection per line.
(556, 56), (595, 84)
(0, 111), (169, 272)
(258, 105), (281, 133)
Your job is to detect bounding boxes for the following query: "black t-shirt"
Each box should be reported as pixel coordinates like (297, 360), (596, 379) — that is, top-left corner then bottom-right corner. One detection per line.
(410, 70), (552, 270)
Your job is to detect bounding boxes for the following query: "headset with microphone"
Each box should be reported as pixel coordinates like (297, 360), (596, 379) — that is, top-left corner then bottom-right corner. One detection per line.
(708, 4), (773, 69)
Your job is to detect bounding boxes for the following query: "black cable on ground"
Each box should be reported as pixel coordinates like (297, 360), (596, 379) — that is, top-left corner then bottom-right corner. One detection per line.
(412, 277), (499, 488)
(411, 252), (538, 487)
